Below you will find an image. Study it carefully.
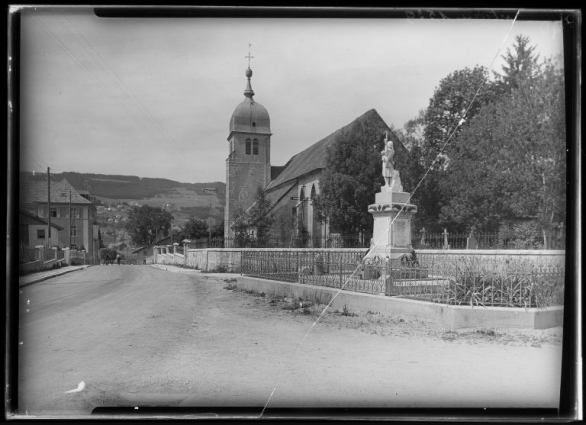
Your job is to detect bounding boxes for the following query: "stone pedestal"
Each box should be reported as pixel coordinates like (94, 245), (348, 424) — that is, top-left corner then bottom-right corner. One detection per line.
(366, 189), (417, 262)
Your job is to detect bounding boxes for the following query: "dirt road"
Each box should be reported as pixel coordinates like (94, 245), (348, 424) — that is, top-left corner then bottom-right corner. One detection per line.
(16, 265), (563, 417)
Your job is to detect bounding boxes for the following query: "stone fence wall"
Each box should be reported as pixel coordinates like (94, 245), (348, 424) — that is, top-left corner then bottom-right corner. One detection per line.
(153, 245), (565, 274)
(19, 246), (70, 275)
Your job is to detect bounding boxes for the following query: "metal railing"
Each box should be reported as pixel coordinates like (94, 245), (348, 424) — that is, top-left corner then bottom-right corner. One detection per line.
(185, 229), (565, 251)
(241, 250), (565, 307)
(241, 250), (367, 283)
(186, 235), (372, 249)
(413, 228), (566, 250)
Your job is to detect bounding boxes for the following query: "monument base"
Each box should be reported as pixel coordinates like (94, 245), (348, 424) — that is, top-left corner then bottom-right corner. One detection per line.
(366, 190), (417, 263)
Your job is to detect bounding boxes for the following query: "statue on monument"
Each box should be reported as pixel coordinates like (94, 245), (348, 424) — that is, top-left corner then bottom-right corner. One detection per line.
(381, 132), (403, 192)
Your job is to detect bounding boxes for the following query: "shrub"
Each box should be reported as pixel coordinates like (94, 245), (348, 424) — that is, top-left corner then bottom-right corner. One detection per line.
(432, 256), (564, 308)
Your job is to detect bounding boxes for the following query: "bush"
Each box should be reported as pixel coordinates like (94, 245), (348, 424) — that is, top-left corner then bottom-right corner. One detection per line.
(432, 256), (564, 308)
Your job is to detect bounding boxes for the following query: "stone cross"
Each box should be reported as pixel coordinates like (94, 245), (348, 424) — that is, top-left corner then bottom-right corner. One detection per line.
(443, 228), (450, 250)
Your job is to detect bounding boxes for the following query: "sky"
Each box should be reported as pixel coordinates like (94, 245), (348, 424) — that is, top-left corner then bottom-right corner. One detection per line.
(17, 7), (565, 184)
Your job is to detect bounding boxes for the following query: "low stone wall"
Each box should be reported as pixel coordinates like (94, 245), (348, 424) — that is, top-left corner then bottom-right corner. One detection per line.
(157, 247), (565, 274)
(20, 259), (44, 275)
(19, 258), (60, 275)
(237, 276), (563, 330)
(185, 248), (369, 273)
(173, 253), (185, 266)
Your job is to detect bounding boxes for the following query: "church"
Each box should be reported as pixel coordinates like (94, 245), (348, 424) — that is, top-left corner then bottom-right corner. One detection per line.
(224, 62), (408, 245)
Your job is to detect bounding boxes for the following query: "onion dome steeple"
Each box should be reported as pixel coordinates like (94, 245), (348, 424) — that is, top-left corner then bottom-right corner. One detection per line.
(228, 45), (271, 136)
(244, 66), (255, 98)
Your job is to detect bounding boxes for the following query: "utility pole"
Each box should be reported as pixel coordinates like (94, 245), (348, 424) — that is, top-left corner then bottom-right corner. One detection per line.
(47, 167), (51, 247)
(69, 190), (72, 249)
(203, 187), (218, 246)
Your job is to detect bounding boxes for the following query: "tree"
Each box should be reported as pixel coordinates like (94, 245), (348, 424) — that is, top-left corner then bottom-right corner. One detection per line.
(182, 218), (208, 239)
(318, 115), (419, 244)
(494, 34), (540, 93)
(231, 207), (251, 248)
(245, 186), (275, 246)
(318, 118), (394, 239)
(400, 65), (498, 232)
(125, 205), (173, 246)
(230, 187), (275, 247)
(210, 222), (224, 239)
(421, 65), (497, 165)
(440, 57), (566, 245)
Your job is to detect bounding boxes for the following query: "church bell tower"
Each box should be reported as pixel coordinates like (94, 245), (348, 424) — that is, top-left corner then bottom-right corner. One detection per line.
(225, 51), (272, 240)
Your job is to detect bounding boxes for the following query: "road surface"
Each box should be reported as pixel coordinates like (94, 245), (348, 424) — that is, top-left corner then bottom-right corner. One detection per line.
(16, 265), (563, 417)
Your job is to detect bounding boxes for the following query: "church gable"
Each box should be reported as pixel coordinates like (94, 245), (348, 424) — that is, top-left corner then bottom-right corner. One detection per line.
(266, 108), (398, 193)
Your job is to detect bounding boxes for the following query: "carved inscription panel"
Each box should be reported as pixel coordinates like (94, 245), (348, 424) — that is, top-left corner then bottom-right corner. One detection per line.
(393, 219), (410, 247)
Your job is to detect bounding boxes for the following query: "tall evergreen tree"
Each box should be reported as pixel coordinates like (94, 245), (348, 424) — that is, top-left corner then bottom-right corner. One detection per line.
(494, 34), (540, 93)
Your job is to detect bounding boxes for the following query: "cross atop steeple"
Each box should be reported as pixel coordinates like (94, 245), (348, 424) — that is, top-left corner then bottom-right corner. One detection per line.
(245, 43), (254, 67)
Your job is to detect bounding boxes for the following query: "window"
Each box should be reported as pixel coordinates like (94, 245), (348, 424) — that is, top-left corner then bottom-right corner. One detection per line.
(37, 229), (45, 239)
(245, 139), (251, 155)
(253, 139), (259, 155)
(70, 208), (80, 218)
(50, 208), (59, 218)
(60, 192), (68, 199)
(70, 226), (77, 237)
(252, 122), (256, 128)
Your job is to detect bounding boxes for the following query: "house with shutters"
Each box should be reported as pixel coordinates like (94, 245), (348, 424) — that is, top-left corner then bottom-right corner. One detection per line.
(19, 178), (98, 258)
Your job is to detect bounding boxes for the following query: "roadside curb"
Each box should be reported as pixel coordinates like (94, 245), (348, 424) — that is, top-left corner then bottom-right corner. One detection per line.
(19, 266), (91, 288)
(149, 264), (202, 273)
(149, 264), (240, 280)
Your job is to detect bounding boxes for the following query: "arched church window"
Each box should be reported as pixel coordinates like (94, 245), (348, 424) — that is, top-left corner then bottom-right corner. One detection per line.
(245, 139), (251, 155)
(253, 139), (259, 155)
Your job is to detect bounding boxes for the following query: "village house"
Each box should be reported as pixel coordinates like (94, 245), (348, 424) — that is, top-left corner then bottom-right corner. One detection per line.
(20, 178), (98, 260)
(19, 209), (64, 247)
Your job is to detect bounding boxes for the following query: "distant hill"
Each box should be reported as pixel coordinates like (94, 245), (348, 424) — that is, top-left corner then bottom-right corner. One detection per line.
(20, 171), (225, 204)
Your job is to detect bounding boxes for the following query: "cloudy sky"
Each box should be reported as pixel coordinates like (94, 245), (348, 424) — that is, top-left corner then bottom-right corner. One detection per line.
(18, 7), (564, 184)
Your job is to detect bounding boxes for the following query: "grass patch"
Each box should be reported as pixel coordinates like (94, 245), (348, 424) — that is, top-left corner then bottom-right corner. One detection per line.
(340, 304), (358, 317)
(209, 265), (229, 273)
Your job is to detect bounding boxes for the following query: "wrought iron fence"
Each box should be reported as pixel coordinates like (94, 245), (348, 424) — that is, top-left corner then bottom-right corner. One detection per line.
(413, 229), (566, 250)
(241, 250), (565, 307)
(187, 235), (372, 250)
(241, 250), (367, 284)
